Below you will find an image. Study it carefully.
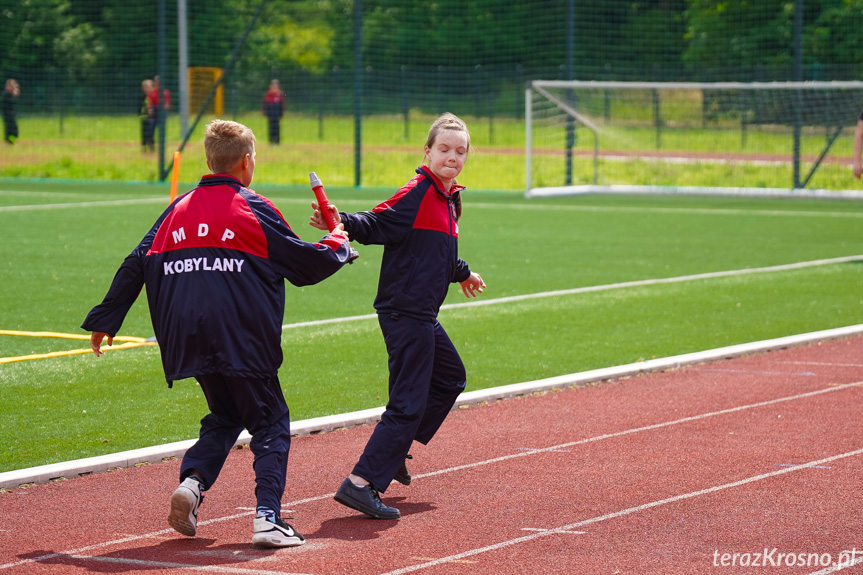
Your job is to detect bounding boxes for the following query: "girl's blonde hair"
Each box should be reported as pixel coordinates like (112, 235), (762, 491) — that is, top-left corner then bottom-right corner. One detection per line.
(425, 112), (470, 153)
(425, 112), (470, 219)
(204, 120), (256, 175)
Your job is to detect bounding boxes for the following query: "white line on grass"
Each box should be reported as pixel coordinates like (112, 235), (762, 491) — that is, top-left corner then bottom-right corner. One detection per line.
(281, 254), (863, 330)
(277, 197), (863, 220)
(0, 197), (167, 212)
(0, 195), (359, 213)
(468, 201), (863, 219)
(281, 198), (863, 220)
(4, 193), (863, 220)
(3, 380), (859, 572)
(0, 190), (95, 198)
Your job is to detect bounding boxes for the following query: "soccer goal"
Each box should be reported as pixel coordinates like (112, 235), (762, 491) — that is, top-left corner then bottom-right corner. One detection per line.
(525, 80), (863, 198)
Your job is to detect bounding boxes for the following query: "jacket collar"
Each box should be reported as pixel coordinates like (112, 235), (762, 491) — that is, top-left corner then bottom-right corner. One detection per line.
(416, 165), (465, 198)
(198, 173), (244, 188)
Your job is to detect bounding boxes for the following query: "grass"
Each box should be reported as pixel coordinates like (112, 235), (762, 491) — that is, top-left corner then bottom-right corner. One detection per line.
(0, 112), (526, 188)
(3, 182), (863, 472)
(2, 110), (862, 191)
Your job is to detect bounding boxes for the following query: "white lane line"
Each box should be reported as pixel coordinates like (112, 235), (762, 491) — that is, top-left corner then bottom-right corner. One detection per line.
(282, 255), (863, 330)
(63, 555), (312, 574)
(808, 554), (863, 574)
(410, 380), (862, 482)
(521, 528), (586, 534)
(2, 381), (859, 572)
(785, 361), (863, 367)
(689, 368), (817, 376)
(379, 447), (863, 575)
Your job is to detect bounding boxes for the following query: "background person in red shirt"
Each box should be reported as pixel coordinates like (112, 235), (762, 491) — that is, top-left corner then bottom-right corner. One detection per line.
(262, 79), (284, 144)
(148, 75), (171, 143)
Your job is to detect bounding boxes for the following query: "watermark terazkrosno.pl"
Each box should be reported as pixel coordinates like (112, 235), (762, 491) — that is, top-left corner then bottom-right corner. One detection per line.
(713, 548), (862, 568)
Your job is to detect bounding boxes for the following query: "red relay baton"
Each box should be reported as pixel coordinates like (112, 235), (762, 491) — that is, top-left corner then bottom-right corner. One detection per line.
(309, 172), (339, 232)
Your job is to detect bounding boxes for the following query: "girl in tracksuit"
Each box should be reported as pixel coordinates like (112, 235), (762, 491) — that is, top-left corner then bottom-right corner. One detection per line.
(310, 113), (486, 519)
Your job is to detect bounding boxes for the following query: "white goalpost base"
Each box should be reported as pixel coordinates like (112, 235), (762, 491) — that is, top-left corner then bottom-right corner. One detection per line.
(526, 185), (863, 200)
(525, 80), (863, 199)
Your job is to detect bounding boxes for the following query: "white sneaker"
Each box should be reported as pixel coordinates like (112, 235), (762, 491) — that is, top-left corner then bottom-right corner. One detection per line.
(167, 477), (204, 537)
(252, 516), (306, 548)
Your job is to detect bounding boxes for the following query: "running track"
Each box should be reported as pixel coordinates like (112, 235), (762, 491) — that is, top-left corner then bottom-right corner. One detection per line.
(2, 334), (863, 574)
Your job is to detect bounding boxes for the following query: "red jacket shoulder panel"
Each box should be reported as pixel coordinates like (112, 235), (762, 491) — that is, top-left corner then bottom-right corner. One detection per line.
(147, 185), (269, 257)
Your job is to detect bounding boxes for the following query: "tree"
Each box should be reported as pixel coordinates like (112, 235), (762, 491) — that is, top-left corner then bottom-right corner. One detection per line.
(808, 0), (863, 78)
(683, 0), (795, 79)
(0, 0), (104, 76)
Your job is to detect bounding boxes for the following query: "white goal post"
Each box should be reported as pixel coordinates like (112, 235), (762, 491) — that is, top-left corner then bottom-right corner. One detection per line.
(525, 80), (863, 198)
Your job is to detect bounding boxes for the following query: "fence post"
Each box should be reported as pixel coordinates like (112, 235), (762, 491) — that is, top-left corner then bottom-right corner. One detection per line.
(353, 0), (363, 188)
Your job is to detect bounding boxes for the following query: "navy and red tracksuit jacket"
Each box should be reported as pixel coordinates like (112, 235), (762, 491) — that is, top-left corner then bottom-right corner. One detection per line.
(262, 90), (284, 120)
(82, 174), (353, 384)
(339, 165), (471, 320)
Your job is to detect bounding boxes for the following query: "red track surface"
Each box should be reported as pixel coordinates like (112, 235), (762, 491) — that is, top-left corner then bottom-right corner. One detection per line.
(3, 336), (863, 574)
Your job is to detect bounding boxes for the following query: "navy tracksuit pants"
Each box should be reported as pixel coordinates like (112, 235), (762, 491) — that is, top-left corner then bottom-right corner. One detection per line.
(179, 373), (291, 513)
(353, 312), (467, 492)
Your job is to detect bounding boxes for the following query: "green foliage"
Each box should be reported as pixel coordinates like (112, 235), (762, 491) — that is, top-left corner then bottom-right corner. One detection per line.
(6, 0), (863, 126)
(252, 19), (333, 73)
(0, 0), (105, 74)
(809, 0), (863, 72)
(684, 0), (794, 73)
(619, 2), (686, 74)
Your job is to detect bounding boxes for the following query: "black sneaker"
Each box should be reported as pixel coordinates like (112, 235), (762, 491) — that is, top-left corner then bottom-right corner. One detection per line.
(252, 516), (306, 548)
(334, 478), (400, 519)
(393, 454), (412, 486)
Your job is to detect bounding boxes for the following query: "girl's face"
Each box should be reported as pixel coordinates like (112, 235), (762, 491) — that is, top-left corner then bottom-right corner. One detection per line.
(424, 130), (468, 190)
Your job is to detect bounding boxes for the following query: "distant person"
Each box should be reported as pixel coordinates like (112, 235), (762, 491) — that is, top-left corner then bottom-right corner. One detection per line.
(2, 78), (20, 145)
(83, 119), (356, 547)
(309, 112), (486, 520)
(854, 108), (863, 179)
(148, 75), (171, 143)
(140, 79), (155, 152)
(262, 79), (284, 144)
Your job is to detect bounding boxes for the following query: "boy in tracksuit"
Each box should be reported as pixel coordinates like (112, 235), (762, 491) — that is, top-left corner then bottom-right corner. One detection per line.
(310, 113), (486, 519)
(83, 120), (355, 547)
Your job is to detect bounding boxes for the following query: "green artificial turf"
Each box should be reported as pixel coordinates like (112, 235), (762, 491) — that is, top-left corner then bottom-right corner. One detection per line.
(2, 181), (863, 472)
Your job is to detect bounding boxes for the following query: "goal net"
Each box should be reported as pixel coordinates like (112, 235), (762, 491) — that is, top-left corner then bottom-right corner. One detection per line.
(526, 80), (863, 198)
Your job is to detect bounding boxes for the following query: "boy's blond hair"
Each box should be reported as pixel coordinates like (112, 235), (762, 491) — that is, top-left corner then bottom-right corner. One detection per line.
(205, 120), (256, 174)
